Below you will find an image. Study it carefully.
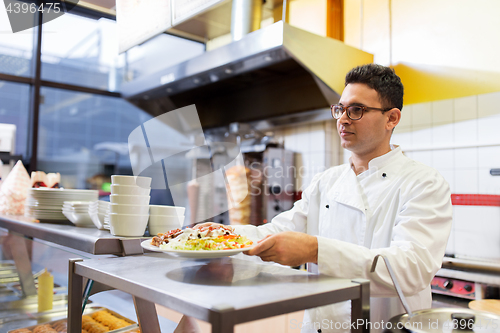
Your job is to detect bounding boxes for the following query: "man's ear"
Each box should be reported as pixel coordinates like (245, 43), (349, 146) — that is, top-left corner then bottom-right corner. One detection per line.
(386, 108), (401, 131)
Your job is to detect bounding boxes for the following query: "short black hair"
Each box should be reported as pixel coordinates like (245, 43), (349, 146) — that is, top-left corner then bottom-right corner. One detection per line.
(345, 64), (404, 111)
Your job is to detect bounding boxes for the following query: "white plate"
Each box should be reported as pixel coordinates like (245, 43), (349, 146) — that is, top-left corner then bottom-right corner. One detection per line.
(140, 240), (255, 258)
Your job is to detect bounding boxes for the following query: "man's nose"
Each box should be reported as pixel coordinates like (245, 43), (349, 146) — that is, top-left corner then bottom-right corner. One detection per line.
(338, 110), (351, 124)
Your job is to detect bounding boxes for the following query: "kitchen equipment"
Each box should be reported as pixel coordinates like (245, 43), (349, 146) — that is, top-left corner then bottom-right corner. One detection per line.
(372, 255), (500, 333)
(121, 21), (373, 129)
(194, 125), (294, 226)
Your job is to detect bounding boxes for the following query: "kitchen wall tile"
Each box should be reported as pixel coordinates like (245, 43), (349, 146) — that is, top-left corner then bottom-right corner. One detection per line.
(431, 122), (454, 146)
(283, 128), (297, 151)
(478, 168), (500, 195)
(412, 102), (432, 127)
(478, 91), (500, 118)
(453, 207), (500, 260)
(452, 206), (481, 231)
(477, 114), (500, 143)
(438, 169), (455, 193)
(454, 169), (479, 194)
(411, 151), (432, 167)
(325, 152), (332, 168)
(399, 104), (413, 128)
(294, 130), (309, 154)
(453, 119), (477, 146)
(432, 99), (454, 125)
(432, 149), (454, 170)
(411, 125), (433, 148)
(478, 146), (500, 169)
(454, 147), (478, 170)
(445, 224), (455, 255)
(454, 229), (500, 260)
(454, 95), (477, 122)
(308, 126), (325, 153)
(391, 131), (411, 148)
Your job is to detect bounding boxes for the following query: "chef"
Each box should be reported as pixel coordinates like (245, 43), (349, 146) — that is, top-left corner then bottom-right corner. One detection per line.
(225, 63), (453, 333)
(190, 64), (452, 333)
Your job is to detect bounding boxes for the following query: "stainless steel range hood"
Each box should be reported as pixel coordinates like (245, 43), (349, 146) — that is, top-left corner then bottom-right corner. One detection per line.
(121, 21), (373, 128)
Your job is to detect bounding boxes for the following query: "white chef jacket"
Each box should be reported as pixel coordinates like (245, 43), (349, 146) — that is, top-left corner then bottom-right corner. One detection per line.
(235, 146), (453, 333)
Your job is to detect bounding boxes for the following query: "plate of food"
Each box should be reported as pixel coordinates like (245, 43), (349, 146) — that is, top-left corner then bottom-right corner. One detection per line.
(141, 224), (256, 258)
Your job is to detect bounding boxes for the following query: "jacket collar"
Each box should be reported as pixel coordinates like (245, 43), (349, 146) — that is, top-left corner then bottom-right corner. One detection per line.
(332, 145), (404, 212)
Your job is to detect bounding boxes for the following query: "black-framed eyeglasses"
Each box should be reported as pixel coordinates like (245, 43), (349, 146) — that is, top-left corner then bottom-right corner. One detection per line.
(331, 104), (392, 120)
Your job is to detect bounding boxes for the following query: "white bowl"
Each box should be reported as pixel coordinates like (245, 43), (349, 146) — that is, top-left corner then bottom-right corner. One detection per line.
(110, 203), (149, 215)
(111, 175), (152, 188)
(108, 213), (149, 237)
(109, 194), (150, 205)
(63, 210), (95, 227)
(149, 214), (184, 227)
(110, 184), (151, 196)
(149, 223), (182, 236)
(89, 210), (106, 230)
(149, 205), (185, 216)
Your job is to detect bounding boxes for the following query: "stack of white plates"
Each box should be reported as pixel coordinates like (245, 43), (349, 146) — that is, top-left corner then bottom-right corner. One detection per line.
(62, 201), (94, 227)
(88, 200), (110, 230)
(25, 188), (99, 222)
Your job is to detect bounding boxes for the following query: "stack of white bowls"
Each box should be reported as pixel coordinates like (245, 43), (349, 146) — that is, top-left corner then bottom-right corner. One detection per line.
(88, 200), (110, 230)
(62, 201), (94, 227)
(148, 205), (185, 236)
(109, 175), (151, 237)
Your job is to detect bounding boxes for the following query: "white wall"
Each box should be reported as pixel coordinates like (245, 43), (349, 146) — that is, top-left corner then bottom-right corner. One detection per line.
(391, 92), (500, 259)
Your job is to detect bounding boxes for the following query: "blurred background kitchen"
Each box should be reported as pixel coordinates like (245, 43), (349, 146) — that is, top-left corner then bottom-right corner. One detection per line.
(1, 0), (500, 310)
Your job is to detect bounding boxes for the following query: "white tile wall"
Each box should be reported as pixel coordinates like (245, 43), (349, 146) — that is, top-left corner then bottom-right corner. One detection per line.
(398, 104), (413, 129)
(453, 206), (500, 260)
(454, 147), (478, 170)
(478, 91), (500, 118)
(432, 149), (454, 170)
(432, 99), (454, 125)
(431, 123), (454, 146)
(454, 95), (477, 122)
(455, 169), (479, 193)
(453, 119), (477, 145)
(477, 114), (500, 143)
(411, 125), (433, 147)
(412, 102), (432, 127)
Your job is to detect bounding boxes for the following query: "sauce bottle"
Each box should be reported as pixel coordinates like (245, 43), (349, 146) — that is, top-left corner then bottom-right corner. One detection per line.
(37, 269), (53, 312)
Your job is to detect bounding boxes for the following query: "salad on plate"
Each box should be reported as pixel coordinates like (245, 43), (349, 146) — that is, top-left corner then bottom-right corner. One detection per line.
(150, 224), (254, 251)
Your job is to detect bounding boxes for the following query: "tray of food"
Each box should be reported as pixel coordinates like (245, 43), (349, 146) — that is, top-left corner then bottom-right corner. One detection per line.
(8, 306), (138, 333)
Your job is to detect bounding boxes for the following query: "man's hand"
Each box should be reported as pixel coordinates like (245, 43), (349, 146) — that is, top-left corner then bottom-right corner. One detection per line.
(245, 231), (318, 267)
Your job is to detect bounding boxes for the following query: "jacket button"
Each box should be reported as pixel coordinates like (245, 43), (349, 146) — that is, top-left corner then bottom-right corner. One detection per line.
(382, 173), (387, 178)
(326, 205), (329, 208)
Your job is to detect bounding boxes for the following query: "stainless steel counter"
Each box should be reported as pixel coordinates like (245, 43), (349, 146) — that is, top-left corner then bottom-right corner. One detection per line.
(0, 214), (146, 255)
(69, 254), (370, 333)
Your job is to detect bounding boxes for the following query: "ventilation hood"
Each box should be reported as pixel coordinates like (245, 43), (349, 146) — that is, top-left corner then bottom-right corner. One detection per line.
(121, 21), (373, 128)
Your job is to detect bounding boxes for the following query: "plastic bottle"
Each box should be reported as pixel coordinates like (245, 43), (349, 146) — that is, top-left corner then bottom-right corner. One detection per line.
(37, 269), (53, 312)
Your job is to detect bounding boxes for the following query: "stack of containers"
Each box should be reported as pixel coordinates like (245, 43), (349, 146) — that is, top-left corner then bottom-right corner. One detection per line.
(148, 205), (185, 236)
(88, 200), (110, 230)
(62, 201), (94, 227)
(109, 176), (151, 237)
